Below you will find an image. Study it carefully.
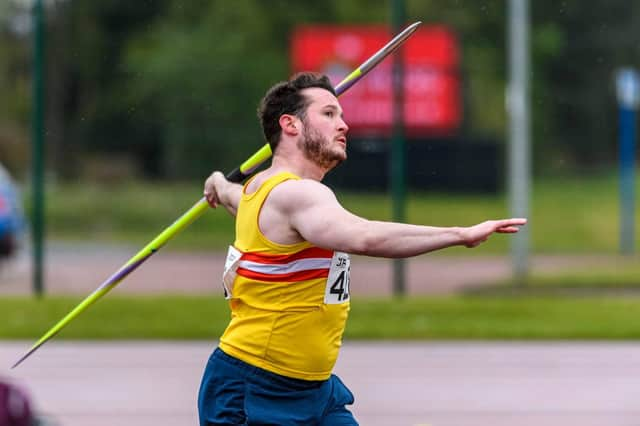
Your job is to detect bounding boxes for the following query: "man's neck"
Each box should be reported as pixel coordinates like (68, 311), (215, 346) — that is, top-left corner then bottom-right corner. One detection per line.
(269, 150), (328, 181)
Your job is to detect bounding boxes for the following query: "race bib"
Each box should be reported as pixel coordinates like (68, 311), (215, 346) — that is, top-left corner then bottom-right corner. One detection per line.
(324, 251), (351, 304)
(222, 245), (242, 299)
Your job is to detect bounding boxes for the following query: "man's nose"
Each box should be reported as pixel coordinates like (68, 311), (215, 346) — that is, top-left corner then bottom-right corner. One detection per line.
(338, 117), (349, 133)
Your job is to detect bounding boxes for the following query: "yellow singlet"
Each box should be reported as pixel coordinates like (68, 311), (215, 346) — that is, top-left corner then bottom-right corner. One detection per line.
(218, 172), (351, 381)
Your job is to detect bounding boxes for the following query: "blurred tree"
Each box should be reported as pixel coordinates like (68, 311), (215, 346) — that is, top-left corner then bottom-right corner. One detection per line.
(0, 2), (31, 177)
(531, 0), (640, 173)
(40, 0), (387, 179)
(411, 0), (640, 174)
(124, 0), (286, 178)
(47, 0), (171, 178)
(4, 0), (637, 180)
(409, 0), (508, 137)
(123, 0), (386, 178)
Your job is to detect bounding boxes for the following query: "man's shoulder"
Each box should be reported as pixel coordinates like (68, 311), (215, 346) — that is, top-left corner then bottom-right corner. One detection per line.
(269, 178), (335, 210)
(275, 178), (332, 195)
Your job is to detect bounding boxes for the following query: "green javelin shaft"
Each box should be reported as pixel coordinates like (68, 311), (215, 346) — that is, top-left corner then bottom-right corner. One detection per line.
(11, 21), (421, 369)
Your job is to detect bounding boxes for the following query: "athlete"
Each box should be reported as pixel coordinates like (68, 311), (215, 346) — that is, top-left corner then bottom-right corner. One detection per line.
(199, 72), (526, 425)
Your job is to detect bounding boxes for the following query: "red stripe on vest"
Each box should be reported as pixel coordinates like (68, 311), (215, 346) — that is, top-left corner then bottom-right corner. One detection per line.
(236, 267), (330, 283)
(240, 247), (333, 265)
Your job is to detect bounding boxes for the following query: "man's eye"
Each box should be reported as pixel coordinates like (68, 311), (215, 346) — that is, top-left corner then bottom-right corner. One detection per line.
(325, 111), (334, 117)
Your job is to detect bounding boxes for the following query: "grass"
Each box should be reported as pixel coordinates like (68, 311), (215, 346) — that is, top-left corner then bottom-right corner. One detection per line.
(23, 171), (640, 253)
(38, 182), (235, 250)
(469, 260), (640, 296)
(0, 295), (227, 340)
(3, 295), (640, 340)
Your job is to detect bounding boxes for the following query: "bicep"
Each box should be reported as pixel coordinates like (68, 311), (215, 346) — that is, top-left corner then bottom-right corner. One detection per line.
(289, 189), (371, 254)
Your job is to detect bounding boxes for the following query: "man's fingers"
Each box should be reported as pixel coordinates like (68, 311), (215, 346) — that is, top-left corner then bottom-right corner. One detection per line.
(495, 226), (520, 233)
(492, 218), (527, 232)
(204, 192), (218, 208)
(499, 218), (527, 227)
(464, 218), (526, 249)
(203, 171), (226, 208)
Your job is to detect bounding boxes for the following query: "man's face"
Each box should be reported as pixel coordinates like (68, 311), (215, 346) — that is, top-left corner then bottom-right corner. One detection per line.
(297, 88), (349, 169)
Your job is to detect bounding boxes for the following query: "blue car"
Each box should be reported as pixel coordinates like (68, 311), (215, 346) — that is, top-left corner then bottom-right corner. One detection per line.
(0, 164), (24, 259)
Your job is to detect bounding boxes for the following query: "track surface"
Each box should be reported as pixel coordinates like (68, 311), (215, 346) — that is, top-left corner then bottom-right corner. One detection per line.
(2, 341), (639, 426)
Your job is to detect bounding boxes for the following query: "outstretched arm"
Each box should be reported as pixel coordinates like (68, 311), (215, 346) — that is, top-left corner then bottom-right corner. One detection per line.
(203, 171), (243, 216)
(283, 180), (526, 258)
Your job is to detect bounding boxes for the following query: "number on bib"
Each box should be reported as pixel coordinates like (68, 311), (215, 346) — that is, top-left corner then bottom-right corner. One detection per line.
(329, 270), (350, 302)
(324, 252), (351, 304)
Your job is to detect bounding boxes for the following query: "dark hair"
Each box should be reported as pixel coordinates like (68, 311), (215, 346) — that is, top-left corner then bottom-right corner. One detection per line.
(257, 72), (336, 152)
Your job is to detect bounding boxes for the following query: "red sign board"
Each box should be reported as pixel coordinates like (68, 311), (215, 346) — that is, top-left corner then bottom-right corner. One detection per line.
(291, 25), (461, 137)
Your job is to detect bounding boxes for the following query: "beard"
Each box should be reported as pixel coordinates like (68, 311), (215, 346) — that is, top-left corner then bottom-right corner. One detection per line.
(298, 121), (346, 169)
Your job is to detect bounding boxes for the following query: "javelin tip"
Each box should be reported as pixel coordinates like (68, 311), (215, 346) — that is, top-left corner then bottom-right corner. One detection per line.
(402, 21), (422, 36)
(11, 350), (32, 369)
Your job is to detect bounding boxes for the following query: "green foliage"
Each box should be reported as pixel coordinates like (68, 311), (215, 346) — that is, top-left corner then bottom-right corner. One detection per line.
(124, 0), (287, 177)
(39, 181), (235, 249)
(3, 295), (640, 340)
(0, 6), (30, 176)
(2, 1), (640, 178)
(530, 0), (640, 170)
(120, 0), (389, 178)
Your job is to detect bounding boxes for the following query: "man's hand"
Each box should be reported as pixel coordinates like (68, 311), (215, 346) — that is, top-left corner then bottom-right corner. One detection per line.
(203, 171), (242, 216)
(203, 171), (226, 208)
(461, 218), (527, 248)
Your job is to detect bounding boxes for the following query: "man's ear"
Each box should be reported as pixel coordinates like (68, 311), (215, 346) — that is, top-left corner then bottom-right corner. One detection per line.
(279, 114), (299, 136)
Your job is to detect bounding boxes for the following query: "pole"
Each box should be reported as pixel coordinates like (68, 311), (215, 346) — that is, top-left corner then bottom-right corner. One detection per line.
(615, 68), (639, 254)
(32, 0), (45, 297)
(507, 0), (530, 283)
(391, 0), (407, 296)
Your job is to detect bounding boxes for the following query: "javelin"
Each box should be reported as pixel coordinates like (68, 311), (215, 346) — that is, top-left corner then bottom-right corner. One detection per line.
(11, 21), (422, 369)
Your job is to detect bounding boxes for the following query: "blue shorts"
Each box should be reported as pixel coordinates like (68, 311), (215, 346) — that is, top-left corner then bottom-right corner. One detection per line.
(198, 347), (358, 426)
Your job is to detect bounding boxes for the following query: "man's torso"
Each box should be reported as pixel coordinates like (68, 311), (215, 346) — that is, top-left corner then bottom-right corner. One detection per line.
(219, 171), (351, 381)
